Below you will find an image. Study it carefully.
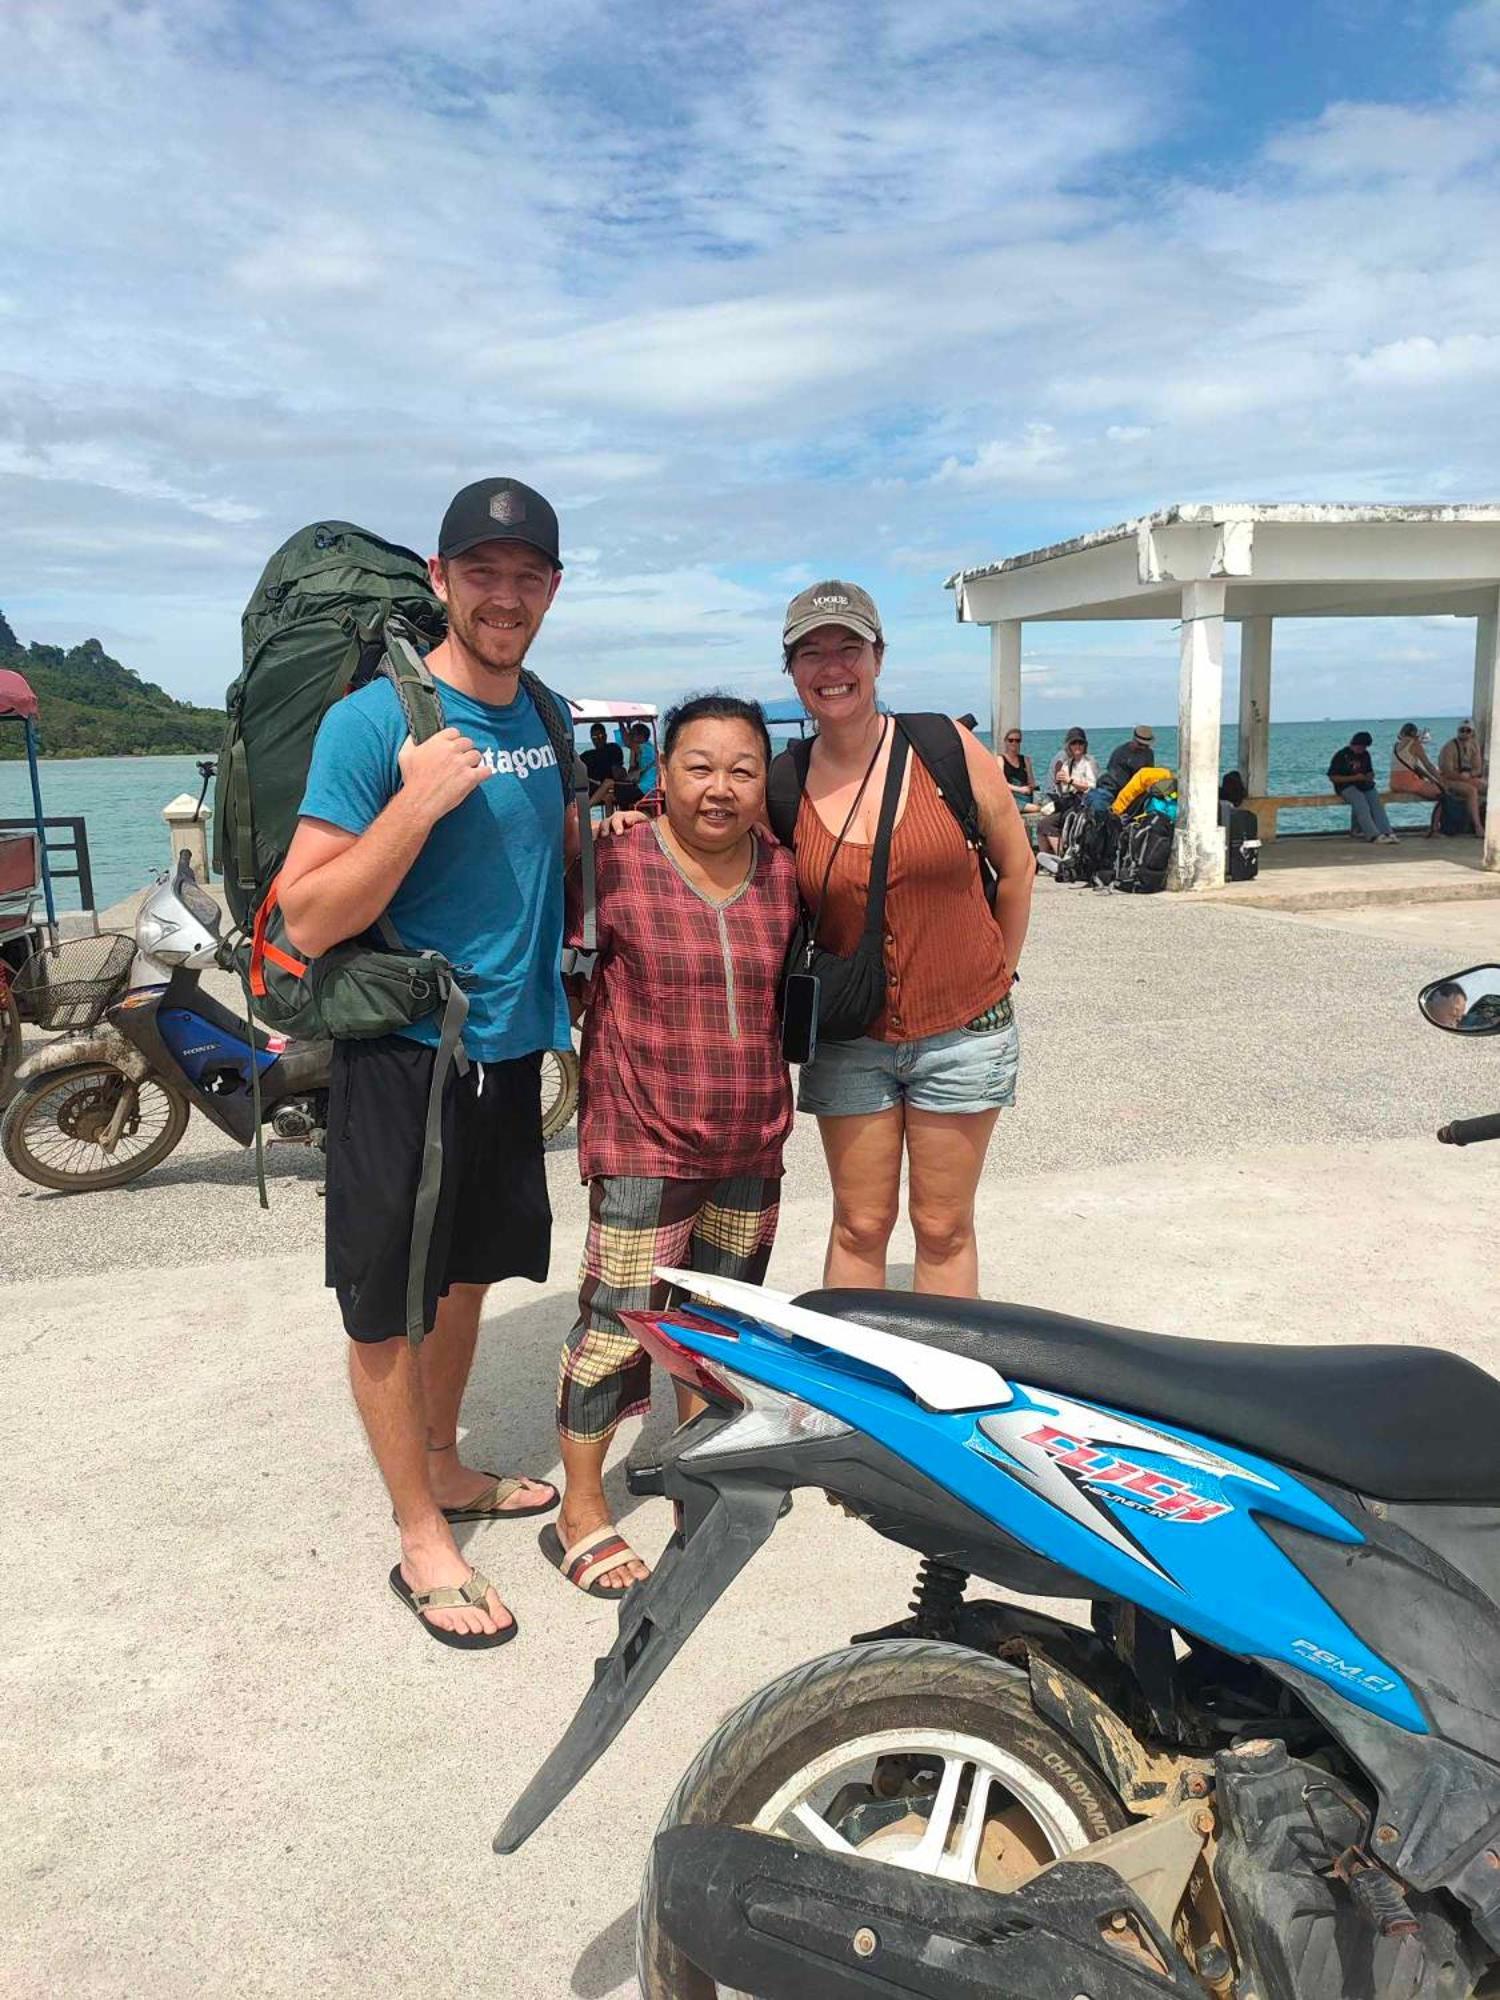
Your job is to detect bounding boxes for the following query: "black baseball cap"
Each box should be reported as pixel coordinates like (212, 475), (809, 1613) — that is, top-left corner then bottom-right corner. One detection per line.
(438, 477), (562, 568)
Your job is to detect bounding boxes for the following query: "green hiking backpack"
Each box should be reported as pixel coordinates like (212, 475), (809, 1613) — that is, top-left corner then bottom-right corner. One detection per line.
(216, 521), (449, 934)
(212, 521), (591, 1344)
(214, 519), (584, 1043)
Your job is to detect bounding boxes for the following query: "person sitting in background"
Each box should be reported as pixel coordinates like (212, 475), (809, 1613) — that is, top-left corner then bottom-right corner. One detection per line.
(1439, 722), (1488, 835)
(1391, 724), (1441, 798)
(1087, 725), (1156, 812)
(1000, 728), (1038, 812)
(1039, 730), (1097, 855)
(611, 722), (658, 809)
(1328, 730), (1398, 843)
(628, 721), (658, 800)
(581, 721), (625, 807)
(1219, 770), (1247, 810)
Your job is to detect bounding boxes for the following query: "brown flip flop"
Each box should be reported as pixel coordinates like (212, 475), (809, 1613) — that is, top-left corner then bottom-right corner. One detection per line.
(388, 1565), (518, 1650)
(442, 1472), (559, 1525)
(539, 1521), (647, 1599)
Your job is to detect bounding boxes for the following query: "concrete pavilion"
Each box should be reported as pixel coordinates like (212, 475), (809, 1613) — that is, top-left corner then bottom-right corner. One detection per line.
(948, 503), (1500, 890)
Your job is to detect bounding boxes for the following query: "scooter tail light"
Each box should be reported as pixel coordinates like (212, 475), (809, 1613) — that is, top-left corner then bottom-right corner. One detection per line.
(623, 1307), (745, 1408)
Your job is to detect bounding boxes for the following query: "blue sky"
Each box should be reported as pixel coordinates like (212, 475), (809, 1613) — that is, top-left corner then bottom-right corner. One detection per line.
(3, 0), (1500, 725)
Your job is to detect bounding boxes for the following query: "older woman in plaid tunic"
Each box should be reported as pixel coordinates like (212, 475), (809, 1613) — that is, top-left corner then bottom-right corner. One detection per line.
(546, 695), (798, 1598)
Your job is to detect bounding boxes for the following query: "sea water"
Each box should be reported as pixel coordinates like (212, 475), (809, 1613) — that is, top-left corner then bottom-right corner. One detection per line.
(0, 719), (1469, 913)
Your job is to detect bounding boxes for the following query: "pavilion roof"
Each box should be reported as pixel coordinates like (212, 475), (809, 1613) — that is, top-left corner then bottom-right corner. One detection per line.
(948, 502), (1500, 624)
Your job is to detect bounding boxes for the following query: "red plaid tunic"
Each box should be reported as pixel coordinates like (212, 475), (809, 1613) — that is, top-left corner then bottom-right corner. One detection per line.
(578, 822), (797, 1181)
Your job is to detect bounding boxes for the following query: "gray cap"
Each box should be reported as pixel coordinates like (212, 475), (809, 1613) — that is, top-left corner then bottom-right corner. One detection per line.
(783, 579), (882, 649)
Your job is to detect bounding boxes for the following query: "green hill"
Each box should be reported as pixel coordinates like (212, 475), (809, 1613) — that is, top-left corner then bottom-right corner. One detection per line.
(0, 609), (223, 759)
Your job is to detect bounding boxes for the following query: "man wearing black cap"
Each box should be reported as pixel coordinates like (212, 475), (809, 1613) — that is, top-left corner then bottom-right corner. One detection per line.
(280, 477), (574, 1649)
(1328, 729), (1398, 842)
(1079, 723), (1155, 814)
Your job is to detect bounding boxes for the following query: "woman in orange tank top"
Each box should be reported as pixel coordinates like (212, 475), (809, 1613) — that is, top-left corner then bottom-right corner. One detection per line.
(774, 580), (1037, 1298)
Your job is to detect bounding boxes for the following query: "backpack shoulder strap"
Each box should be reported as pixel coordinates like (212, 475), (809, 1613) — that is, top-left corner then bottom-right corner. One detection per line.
(519, 674), (598, 960)
(767, 738), (813, 847)
(896, 713), (979, 838)
(378, 617), (446, 744)
(519, 670), (577, 811)
(896, 712), (1001, 910)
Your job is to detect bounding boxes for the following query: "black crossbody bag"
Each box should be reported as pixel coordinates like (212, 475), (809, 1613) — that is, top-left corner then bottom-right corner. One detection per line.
(781, 725), (909, 1063)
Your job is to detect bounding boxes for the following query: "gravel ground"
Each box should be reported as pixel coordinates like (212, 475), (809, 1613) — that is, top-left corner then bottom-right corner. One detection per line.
(2, 880), (1497, 1283)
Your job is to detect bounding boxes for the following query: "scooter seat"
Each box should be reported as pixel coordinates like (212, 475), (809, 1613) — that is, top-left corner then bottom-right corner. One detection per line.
(794, 1290), (1500, 1504)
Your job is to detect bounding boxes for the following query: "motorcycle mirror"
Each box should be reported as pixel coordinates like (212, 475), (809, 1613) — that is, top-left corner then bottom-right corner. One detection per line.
(1420, 965), (1500, 1034)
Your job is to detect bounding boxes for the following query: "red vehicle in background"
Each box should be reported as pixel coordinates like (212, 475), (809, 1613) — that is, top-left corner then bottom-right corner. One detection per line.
(0, 670), (57, 1093)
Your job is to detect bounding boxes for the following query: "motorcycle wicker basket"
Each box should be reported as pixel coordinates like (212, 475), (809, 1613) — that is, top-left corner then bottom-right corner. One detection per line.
(13, 932), (135, 1031)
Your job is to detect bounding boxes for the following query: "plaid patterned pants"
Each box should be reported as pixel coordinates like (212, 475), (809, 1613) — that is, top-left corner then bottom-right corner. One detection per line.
(557, 1173), (782, 1446)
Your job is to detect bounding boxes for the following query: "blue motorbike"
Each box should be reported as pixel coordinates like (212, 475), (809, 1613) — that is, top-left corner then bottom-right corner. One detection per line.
(1, 850), (329, 1191)
(500, 964), (1500, 2000)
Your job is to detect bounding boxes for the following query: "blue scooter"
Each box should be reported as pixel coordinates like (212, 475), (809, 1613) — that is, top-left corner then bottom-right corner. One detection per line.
(1, 850), (328, 1191)
(499, 965), (1500, 2000)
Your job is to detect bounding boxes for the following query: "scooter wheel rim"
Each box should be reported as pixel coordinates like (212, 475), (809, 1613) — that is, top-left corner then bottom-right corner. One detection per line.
(749, 1724), (1087, 1885)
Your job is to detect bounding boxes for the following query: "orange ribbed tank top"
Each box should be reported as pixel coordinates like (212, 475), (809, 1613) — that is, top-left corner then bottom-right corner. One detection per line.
(794, 757), (1010, 1043)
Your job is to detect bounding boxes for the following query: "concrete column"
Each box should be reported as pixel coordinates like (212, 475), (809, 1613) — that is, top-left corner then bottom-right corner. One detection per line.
(1475, 595), (1497, 766)
(989, 620), (1022, 748)
(1237, 615), (1273, 798)
(1478, 591), (1500, 873)
(1172, 580), (1227, 890)
(163, 793), (211, 880)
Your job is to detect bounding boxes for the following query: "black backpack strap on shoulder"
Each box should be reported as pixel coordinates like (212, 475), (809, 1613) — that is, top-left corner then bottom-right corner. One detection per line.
(896, 712), (978, 835)
(767, 738), (814, 848)
(519, 670), (576, 814)
(895, 713), (998, 909)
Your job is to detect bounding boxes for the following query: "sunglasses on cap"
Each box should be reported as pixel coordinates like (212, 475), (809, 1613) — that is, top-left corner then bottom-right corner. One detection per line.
(1459, 726), (1475, 735)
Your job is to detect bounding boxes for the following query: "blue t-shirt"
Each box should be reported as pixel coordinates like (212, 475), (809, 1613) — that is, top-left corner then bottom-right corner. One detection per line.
(634, 738), (658, 791)
(299, 677), (570, 1063)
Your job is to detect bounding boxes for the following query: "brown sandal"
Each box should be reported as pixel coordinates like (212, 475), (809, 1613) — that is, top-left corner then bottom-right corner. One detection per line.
(388, 1564), (518, 1649)
(539, 1522), (647, 1599)
(441, 1473), (559, 1524)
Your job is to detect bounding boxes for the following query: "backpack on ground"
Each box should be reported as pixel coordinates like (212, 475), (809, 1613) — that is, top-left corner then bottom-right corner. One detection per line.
(765, 713), (999, 909)
(213, 520), (590, 1345)
(1221, 804), (1261, 881)
(1054, 802), (1120, 887)
(1113, 810), (1175, 893)
(1439, 789), (1471, 837)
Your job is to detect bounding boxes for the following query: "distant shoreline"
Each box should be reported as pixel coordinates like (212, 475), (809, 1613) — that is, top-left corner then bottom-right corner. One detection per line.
(0, 747), (219, 764)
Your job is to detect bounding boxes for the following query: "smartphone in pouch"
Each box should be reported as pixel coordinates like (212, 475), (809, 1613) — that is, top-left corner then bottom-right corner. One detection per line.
(781, 971), (820, 1066)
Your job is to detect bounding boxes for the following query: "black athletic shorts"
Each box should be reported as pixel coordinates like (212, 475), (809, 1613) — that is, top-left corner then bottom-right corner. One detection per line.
(325, 1035), (552, 1342)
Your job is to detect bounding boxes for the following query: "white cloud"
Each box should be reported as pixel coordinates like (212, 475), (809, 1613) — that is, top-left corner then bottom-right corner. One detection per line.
(1346, 333), (1500, 386)
(0, 439), (263, 525)
(932, 426), (1069, 490)
(1, 0), (1498, 727)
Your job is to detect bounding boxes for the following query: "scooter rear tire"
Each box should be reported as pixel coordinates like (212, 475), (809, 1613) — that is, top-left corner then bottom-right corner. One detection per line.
(637, 1638), (1127, 2000)
(1, 1061), (190, 1192)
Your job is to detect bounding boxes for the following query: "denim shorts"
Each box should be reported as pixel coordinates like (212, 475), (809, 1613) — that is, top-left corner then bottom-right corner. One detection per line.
(797, 1006), (1020, 1118)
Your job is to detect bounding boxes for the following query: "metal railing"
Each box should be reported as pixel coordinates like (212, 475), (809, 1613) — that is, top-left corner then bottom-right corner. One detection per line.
(0, 815), (95, 921)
